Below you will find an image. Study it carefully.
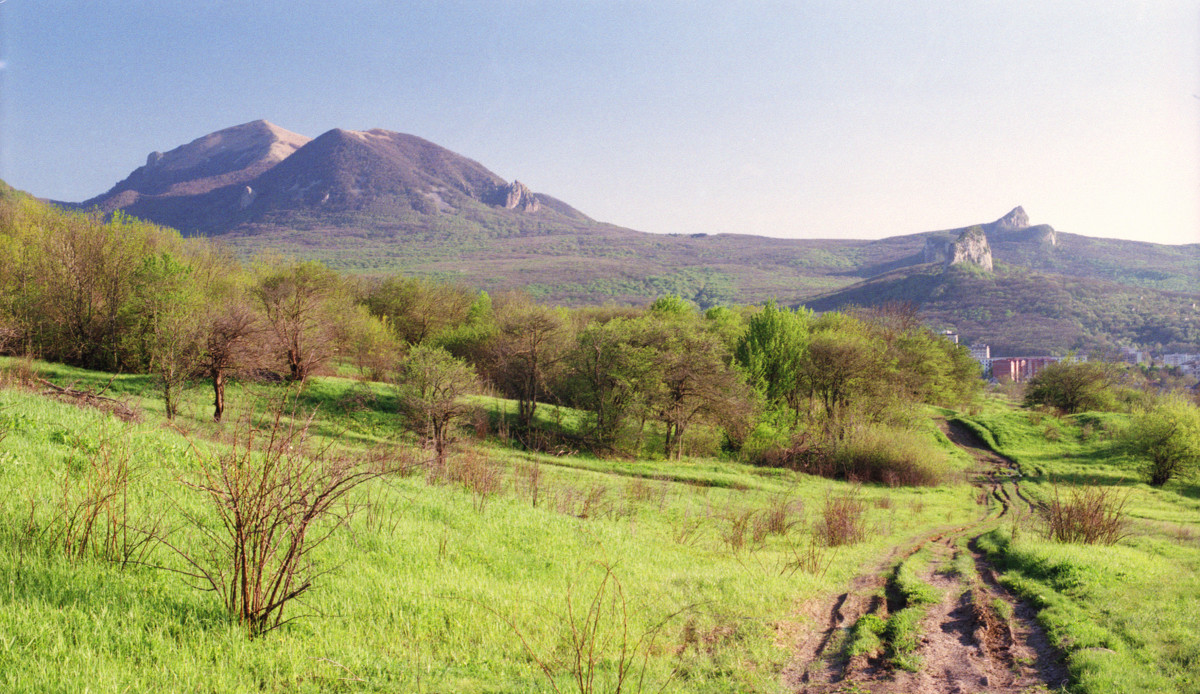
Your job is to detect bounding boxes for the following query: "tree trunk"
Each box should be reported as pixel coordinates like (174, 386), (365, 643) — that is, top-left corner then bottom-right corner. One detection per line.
(213, 368), (226, 422)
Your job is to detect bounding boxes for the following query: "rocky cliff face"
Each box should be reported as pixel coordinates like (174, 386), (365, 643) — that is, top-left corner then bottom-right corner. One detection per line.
(985, 206), (1057, 246)
(925, 226), (993, 270)
(947, 226), (993, 270)
(496, 180), (540, 212)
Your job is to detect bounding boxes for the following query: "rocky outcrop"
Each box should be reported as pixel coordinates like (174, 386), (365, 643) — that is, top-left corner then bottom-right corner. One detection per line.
(985, 206), (1057, 246)
(991, 206), (1029, 232)
(497, 180), (540, 212)
(925, 226), (993, 271)
(947, 226), (993, 270)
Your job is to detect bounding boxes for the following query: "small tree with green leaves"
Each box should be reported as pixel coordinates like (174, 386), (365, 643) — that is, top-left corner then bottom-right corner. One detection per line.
(1125, 396), (1200, 486)
(397, 345), (479, 467)
(1024, 360), (1115, 414)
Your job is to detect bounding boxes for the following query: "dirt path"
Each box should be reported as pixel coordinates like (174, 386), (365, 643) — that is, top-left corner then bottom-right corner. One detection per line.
(784, 420), (1068, 694)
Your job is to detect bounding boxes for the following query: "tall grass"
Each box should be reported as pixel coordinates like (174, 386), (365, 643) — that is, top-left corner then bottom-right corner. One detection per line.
(831, 425), (953, 486)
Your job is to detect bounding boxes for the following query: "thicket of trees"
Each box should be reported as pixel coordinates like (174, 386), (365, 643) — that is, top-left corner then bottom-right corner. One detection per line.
(0, 193), (988, 481)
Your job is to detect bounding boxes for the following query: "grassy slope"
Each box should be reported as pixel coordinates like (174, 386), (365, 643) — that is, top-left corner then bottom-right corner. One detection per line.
(0, 360), (979, 693)
(964, 397), (1200, 693)
(804, 262), (1200, 355)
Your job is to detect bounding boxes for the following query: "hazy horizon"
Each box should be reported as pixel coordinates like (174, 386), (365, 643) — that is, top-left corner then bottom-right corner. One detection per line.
(5, 1), (1198, 245)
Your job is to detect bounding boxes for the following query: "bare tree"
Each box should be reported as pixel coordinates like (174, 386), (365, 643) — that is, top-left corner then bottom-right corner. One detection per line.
(202, 303), (259, 422)
(253, 261), (346, 382)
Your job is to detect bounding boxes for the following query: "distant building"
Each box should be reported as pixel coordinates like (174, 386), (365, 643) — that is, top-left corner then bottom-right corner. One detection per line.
(1120, 346), (1150, 365)
(990, 356), (1060, 383)
(941, 330), (959, 345)
(968, 344), (991, 373)
(1162, 353), (1200, 376)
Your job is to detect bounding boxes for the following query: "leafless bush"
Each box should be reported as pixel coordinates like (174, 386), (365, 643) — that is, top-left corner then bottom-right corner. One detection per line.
(781, 534), (836, 577)
(165, 405), (392, 637)
(446, 449), (504, 513)
(1042, 484), (1129, 545)
(720, 506), (755, 552)
(579, 483), (612, 520)
(757, 493), (803, 537)
(0, 356), (38, 389)
(518, 459), (545, 508)
(48, 425), (160, 566)
(814, 488), (869, 547)
(671, 508), (705, 545)
(480, 562), (687, 694)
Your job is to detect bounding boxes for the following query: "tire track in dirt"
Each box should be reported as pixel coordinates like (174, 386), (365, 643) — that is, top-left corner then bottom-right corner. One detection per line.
(784, 419), (1068, 693)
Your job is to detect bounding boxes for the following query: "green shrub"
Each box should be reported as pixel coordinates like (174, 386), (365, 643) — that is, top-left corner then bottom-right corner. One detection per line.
(830, 425), (951, 487)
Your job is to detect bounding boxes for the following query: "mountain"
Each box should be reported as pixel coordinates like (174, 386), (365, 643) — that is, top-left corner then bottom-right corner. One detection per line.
(75, 121), (591, 237)
(65, 122), (1199, 353)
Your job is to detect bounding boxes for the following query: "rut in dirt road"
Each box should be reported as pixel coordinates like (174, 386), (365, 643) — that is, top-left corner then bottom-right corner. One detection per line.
(785, 420), (1068, 694)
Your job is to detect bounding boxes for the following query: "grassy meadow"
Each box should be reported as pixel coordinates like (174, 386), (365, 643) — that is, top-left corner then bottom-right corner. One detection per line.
(963, 399), (1200, 693)
(0, 358), (981, 693)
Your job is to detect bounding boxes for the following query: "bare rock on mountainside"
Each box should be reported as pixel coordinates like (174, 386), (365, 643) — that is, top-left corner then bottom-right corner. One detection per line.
(496, 180), (541, 212)
(81, 120), (312, 209)
(923, 226), (993, 271)
(948, 226), (994, 270)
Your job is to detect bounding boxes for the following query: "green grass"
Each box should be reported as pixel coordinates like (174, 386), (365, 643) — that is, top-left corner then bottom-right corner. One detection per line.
(965, 397), (1200, 693)
(0, 358), (981, 692)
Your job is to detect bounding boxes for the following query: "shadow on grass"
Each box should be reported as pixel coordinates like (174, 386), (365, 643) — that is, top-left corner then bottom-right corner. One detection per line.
(0, 548), (228, 630)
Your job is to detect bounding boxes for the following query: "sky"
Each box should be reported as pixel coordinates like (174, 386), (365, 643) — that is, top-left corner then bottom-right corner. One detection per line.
(3, 1), (1198, 245)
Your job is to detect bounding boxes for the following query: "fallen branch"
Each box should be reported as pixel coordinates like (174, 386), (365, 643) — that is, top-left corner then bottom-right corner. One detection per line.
(36, 377), (141, 422)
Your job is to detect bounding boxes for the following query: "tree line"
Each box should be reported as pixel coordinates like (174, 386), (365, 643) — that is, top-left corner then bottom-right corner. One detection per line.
(0, 191), (984, 477)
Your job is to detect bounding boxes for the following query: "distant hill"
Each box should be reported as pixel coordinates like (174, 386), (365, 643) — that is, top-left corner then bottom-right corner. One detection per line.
(804, 261), (1200, 356)
(60, 121), (1200, 353)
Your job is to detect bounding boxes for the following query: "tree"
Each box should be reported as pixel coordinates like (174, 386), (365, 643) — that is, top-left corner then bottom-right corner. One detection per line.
(253, 261), (346, 382)
(564, 317), (660, 451)
(125, 252), (209, 419)
(202, 302), (259, 422)
(734, 302), (811, 422)
(650, 321), (749, 459)
(1024, 361), (1115, 413)
(396, 345), (479, 466)
(484, 295), (569, 430)
(364, 276), (476, 346)
(798, 315), (892, 436)
(1125, 397), (1200, 486)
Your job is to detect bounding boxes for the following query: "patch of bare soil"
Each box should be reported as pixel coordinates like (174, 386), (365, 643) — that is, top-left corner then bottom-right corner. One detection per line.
(783, 419), (1069, 693)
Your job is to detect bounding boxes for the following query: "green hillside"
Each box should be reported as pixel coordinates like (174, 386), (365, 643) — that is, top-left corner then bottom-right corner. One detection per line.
(804, 262), (1200, 355)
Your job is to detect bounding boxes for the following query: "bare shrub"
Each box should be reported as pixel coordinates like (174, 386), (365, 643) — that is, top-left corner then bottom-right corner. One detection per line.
(752, 494), (802, 543)
(671, 508), (705, 545)
(480, 562), (687, 694)
(720, 506), (755, 552)
(166, 405), (392, 637)
(445, 450), (504, 513)
(518, 460), (544, 508)
(814, 488), (869, 547)
(1042, 484), (1129, 545)
(579, 483), (612, 520)
(782, 534), (835, 577)
(0, 356), (39, 389)
(48, 425), (159, 566)
(874, 495), (894, 510)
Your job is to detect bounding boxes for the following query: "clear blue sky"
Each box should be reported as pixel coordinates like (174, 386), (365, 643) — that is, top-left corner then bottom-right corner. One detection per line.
(4, 1), (1198, 244)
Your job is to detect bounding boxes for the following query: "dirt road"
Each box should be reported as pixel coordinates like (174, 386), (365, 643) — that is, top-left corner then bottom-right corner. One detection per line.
(784, 420), (1068, 694)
